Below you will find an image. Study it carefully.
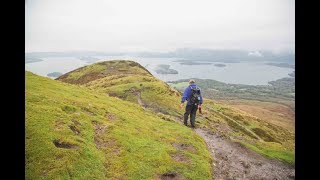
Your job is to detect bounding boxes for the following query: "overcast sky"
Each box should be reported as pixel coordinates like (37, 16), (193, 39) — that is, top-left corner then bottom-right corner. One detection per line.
(25, 0), (295, 53)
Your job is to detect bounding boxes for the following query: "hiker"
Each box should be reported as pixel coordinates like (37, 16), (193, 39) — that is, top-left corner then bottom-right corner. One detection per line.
(179, 79), (203, 128)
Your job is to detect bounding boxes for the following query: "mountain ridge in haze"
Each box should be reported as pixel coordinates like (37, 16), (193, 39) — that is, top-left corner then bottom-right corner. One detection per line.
(25, 48), (295, 64)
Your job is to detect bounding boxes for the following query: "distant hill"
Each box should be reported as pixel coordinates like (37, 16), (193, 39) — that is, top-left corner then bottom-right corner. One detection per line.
(47, 72), (63, 78)
(25, 57), (43, 64)
(57, 60), (183, 116)
(154, 64), (178, 74)
(25, 48), (295, 64)
(168, 77), (295, 103)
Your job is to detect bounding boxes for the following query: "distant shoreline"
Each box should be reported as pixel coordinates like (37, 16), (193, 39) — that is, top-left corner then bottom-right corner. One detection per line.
(47, 72), (63, 78)
(173, 60), (239, 64)
(154, 64), (178, 74)
(214, 64), (226, 67)
(265, 62), (295, 69)
(25, 58), (43, 64)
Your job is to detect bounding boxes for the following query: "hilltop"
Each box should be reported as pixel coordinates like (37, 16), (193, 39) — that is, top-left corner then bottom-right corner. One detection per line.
(26, 60), (295, 179)
(57, 60), (182, 117)
(26, 70), (212, 179)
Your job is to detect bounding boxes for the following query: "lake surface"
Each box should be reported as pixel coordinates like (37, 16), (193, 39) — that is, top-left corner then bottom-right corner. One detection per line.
(25, 57), (88, 78)
(25, 56), (294, 85)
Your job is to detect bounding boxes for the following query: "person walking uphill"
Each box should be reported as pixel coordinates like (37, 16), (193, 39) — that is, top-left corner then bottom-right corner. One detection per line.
(180, 79), (203, 128)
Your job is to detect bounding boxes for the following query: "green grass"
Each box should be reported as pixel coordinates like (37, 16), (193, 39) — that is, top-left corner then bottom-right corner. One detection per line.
(58, 60), (182, 117)
(240, 141), (295, 164)
(66, 63), (107, 80)
(57, 60), (152, 84)
(69, 71), (183, 117)
(26, 71), (212, 179)
(200, 100), (295, 165)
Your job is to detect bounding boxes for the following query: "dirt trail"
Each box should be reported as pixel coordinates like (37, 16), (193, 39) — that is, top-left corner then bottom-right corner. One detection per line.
(137, 93), (145, 107)
(128, 88), (146, 109)
(194, 128), (295, 180)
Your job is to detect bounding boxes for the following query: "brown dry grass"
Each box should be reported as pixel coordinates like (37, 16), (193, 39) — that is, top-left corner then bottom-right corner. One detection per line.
(217, 99), (295, 132)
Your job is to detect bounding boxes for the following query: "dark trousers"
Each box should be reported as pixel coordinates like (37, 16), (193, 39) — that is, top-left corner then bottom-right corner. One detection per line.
(184, 104), (198, 127)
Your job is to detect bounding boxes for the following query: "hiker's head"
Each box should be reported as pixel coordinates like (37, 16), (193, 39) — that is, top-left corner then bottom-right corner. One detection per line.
(189, 79), (195, 85)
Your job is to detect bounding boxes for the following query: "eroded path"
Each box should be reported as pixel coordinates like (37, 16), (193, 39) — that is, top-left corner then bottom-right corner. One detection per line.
(194, 128), (295, 180)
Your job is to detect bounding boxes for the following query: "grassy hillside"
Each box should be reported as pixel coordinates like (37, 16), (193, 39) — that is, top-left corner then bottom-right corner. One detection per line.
(57, 60), (294, 164)
(168, 79), (295, 164)
(217, 99), (295, 132)
(57, 60), (183, 120)
(56, 60), (152, 84)
(26, 60), (295, 179)
(26, 71), (212, 179)
(197, 100), (294, 164)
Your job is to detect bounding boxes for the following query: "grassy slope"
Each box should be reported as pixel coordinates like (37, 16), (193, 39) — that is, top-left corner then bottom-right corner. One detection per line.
(197, 100), (294, 164)
(58, 60), (183, 121)
(57, 60), (294, 164)
(56, 60), (152, 85)
(168, 79), (294, 164)
(85, 75), (182, 116)
(217, 99), (295, 132)
(25, 59), (294, 180)
(26, 71), (212, 179)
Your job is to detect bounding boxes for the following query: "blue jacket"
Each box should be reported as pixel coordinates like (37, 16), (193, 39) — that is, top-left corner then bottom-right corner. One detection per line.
(181, 84), (203, 105)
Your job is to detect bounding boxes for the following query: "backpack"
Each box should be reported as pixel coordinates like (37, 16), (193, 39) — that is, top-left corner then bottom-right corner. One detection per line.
(189, 86), (201, 105)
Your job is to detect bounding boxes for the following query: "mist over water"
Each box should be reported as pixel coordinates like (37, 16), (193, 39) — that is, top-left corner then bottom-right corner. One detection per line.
(25, 56), (293, 85)
(25, 57), (87, 77)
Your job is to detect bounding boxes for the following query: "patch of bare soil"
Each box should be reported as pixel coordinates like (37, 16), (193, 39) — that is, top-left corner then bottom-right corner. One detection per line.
(81, 107), (96, 116)
(172, 143), (196, 153)
(107, 92), (119, 97)
(53, 139), (78, 149)
(92, 121), (109, 149)
(54, 121), (65, 131)
(137, 94), (146, 109)
(71, 119), (82, 126)
(92, 121), (120, 155)
(69, 125), (81, 135)
(105, 112), (116, 120)
(195, 128), (295, 180)
(155, 172), (184, 180)
(170, 153), (190, 163)
(129, 88), (146, 109)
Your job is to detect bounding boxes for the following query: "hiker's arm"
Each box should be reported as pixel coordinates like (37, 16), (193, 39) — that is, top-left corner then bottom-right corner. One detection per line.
(181, 87), (190, 103)
(199, 89), (203, 105)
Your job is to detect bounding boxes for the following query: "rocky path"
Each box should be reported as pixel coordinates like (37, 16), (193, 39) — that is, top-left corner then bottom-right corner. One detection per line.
(194, 128), (295, 180)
